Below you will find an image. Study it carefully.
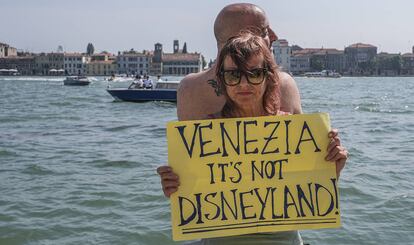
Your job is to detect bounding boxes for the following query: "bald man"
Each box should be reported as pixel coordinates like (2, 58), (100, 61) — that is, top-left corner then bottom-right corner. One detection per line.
(158, 3), (347, 244)
(177, 3), (302, 121)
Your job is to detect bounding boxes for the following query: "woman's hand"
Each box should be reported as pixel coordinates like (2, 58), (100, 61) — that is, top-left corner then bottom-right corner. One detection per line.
(157, 166), (180, 198)
(326, 129), (348, 178)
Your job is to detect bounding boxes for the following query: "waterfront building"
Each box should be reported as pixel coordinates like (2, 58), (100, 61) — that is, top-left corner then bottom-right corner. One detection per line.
(344, 43), (377, 75)
(86, 61), (117, 76)
(162, 53), (202, 76)
(272, 39), (291, 72)
(0, 42), (17, 58)
(402, 47), (414, 75)
(117, 49), (151, 76)
(150, 40), (203, 76)
(0, 56), (35, 75)
(85, 52), (117, 76)
(150, 43), (163, 75)
(375, 52), (402, 76)
(64, 53), (89, 75)
(290, 51), (311, 75)
(34, 53), (64, 75)
(290, 48), (345, 74)
(310, 49), (345, 73)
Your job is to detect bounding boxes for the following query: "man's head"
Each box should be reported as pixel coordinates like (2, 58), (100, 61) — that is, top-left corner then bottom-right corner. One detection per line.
(214, 3), (277, 51)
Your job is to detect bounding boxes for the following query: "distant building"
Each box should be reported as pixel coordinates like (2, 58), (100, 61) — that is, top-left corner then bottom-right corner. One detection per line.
(375, 52), (402, 76)
(402, 47), (414, 75)
(150, 40), (203, 76)
(86, 53), (116, 76)
(150, 43), (163, 75)
(86, 61), (117, 76)
(272, 39), (291, 72)
(0, 56), (35, 75)
(64, 53), (89, 75)
(0, 42), (17, 58)
(344, 43), (377, 75)
(290, 48), (345, 74)
(290, 51), (311, 75)
(117, 49), (150, 75)
(34, 53), (64, 75)
(310, 49), (345, 73)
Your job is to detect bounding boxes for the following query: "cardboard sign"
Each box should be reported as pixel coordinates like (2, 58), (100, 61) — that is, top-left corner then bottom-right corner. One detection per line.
(167, 113), (340, 241)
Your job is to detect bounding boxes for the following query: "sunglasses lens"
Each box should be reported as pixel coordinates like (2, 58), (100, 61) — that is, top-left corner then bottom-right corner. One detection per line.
(247, 69), (266, 84)
(223, 70), (241, 86)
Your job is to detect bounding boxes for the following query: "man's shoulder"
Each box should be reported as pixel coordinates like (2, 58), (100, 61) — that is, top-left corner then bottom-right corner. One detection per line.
(178, 69), (214, 93)
(180, 69), (212, 85)
(277, 71), (296, 88)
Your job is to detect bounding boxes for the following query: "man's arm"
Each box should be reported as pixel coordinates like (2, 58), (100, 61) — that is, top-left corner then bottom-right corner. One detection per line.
(278, 72), (302, 114)
(177, 74), (198, 121)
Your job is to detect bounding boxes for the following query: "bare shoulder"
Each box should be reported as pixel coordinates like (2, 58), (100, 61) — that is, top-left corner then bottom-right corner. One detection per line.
(177, 69), (224, 121)
(277, 71), (303, 114)
(278, 71), (297, 89)
(178, 70), (210, 96)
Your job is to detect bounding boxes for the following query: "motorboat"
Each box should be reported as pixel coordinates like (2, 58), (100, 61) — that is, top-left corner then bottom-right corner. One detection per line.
(106, 80), (179, 102)
(304, 70), (341, 78)
(63, 76), (91, 86)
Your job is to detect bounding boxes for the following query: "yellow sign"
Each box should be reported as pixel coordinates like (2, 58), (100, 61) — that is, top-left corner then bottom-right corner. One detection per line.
(167, 113), (340, 241)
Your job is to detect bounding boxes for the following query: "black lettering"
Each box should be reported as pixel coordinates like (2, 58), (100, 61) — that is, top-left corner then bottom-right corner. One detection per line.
(284, 120), (292, 155)
(275, 159), (288, 180)
(178, 196), (196, 226)
(243, 120), (259, 154)
(207, 163), (215, 184)
(220, 121), (241, 157)
(261, 121), (280, 154)
(239, 189), (257, 220)
(331, 178), (339, 215)
(218, 163), (229, 182)
(315, 183), (334, 216)
(271, 187), (283, 219)
(230, 161), (242, 183)
(204, 192), (220, 220)
(251, 160), (264, 181)
(254, 187), (272, 220)
(297, 183), (315, 217)
(295, 121), (321, 154)
(199, 122), (221, 157)
(284, 186), (301, 218)
(176, 123), (200, 158)
(195, 193), (204, 224)
(220, 189), (238, 220)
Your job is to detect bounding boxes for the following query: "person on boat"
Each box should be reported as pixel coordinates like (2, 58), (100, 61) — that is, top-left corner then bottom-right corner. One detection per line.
(128, 75), (144, 89)
(157, 75), (163, 82)
(143, 75), (153, 89)
(157, 32), (348, 245)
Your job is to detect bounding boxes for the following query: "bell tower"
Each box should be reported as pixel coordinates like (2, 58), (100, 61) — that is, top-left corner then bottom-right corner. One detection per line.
(173, 40), (179, 53)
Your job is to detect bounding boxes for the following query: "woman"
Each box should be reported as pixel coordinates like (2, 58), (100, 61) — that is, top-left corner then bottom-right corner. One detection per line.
(157, 31), (348, 244)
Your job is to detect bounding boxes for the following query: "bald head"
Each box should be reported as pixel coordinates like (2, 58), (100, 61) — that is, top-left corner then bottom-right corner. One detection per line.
(214, 3), (277, 51)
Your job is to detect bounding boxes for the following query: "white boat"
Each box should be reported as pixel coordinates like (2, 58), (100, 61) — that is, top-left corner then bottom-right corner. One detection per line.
(63, 76), (91, 86)
(304, 70), (341, 78)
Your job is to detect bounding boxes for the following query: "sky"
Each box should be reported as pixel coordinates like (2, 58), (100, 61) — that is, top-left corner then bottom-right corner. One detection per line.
(1, 0), (413, 61)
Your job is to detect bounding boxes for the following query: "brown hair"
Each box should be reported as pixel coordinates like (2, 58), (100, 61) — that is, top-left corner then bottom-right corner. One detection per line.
(215, 31), (281, 118)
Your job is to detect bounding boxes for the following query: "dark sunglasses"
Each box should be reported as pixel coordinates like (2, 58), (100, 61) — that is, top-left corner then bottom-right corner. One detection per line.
(220, 68), (268, 86)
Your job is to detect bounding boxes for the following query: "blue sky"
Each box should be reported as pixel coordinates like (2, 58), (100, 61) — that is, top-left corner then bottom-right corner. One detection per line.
(1, 0), (413, 61)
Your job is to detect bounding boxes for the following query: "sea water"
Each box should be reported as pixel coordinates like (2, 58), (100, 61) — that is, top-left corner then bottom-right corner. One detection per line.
(0, 76), (413, 244)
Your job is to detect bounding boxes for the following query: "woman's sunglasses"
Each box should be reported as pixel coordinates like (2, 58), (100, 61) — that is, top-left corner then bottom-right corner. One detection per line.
(220, 68), (268, 86)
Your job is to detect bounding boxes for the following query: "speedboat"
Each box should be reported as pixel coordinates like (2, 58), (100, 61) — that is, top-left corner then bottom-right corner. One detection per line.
(304, 70), (341, 78)
(63, 76), (91, 86)
(106, 80), (179, 102)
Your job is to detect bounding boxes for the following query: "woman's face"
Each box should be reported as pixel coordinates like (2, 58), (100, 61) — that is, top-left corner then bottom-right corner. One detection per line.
(222, 54), (267, 110)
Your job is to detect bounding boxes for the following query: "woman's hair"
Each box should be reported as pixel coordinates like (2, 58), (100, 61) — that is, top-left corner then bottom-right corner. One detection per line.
(215, 30), (281, 118)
